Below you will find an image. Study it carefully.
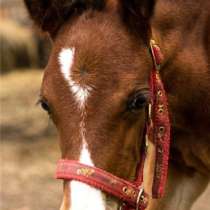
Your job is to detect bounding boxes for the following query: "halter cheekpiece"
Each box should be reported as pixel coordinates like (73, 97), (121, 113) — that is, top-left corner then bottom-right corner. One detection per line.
(56, 39), (171, 210)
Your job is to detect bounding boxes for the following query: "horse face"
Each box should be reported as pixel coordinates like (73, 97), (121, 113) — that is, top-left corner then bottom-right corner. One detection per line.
(25, 0), (155, 209)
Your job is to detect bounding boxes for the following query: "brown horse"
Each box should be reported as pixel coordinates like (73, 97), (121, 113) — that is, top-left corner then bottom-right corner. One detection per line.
(24, 0), (210, 209)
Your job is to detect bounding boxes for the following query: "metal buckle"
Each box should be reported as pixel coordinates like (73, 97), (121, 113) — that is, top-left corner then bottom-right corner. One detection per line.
(150, 39), (161, 71)
(136, 188), (145, 210)
(119, 188), (145, 210)
(148, 103), (152, 121)
(119, 202), (126, 210)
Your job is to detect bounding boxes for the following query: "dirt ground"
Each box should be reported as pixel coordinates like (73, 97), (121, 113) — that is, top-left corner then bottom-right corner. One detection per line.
(0, 70), (209, 210)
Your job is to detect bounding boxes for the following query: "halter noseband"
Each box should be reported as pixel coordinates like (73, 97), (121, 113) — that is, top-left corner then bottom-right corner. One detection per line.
(56, 40), (171, 210)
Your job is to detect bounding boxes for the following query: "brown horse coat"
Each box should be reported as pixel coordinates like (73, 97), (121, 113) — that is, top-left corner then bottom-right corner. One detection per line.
(24, 0), (210, 209)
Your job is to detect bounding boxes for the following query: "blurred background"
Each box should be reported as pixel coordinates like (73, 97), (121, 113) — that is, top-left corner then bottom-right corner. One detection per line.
(0, 0), (209, 210)
(0, 1), (62, 210)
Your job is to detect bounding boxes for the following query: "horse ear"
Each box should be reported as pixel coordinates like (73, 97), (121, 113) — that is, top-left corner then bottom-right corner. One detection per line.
(24, 0), (79, 36)
(121, 0), (155, 41)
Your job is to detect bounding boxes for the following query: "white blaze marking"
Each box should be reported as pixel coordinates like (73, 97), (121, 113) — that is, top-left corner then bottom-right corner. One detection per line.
(70, 145), (106, 210)
(59, 48), (92, 108)
(59, 48), (106, 210)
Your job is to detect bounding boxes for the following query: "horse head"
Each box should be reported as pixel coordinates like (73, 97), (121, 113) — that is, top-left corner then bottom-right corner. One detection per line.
(24, 1), (168, 209)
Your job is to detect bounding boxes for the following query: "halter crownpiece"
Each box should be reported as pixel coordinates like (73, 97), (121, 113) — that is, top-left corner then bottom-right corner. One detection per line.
(149, 40), (170, 198)
(56, 39), (171, 210)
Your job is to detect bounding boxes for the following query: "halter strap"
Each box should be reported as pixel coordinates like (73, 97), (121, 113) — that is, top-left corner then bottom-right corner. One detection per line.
(149, 40), (170, 198)
(56, 160), (148, 210)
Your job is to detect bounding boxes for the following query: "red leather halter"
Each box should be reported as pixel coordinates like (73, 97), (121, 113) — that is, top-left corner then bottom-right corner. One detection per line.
(56, 40), (171, 210)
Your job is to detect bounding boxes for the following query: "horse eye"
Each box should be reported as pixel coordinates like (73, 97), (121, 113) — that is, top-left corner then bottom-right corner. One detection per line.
(127, 92), (148, 112)
(40, 99), (51, 113)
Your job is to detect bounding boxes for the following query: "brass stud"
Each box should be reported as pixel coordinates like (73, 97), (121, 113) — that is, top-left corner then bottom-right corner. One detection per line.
(159, 126), (165, 133)
(157, 126), (165, 139)
(157, 90), (163, 97)
(122, 186), (136, 198)
(158, 104), (164, 113)
(158, 109), (164, 114)
(123, 186), (128, 193)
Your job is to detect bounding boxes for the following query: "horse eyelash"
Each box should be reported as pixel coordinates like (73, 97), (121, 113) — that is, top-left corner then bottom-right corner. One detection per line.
(35, 97), (52, 119)
(36, 98), (42, 106)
